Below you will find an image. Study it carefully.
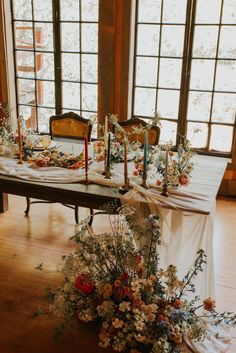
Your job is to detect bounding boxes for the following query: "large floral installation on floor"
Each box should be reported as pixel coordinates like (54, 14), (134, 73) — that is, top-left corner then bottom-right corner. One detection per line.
(48, 205), (236, 353)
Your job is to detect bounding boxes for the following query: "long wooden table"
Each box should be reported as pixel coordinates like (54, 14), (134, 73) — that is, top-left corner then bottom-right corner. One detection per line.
(0, 154), (228, 214)
(0, 174), (121, 213)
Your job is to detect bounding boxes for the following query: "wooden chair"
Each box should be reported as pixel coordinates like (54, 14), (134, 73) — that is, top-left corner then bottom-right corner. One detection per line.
(115, 117), (160, 145)
(25, 112), (94, 224)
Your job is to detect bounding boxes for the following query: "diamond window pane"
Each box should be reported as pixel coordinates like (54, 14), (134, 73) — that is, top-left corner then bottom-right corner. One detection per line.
(222, 0), (236, 24)
(34, 23), (53, 52)
(33, 0), (52, 21)
(161, 26), (185, 57)
(62, 54), (80, 81)
(82, 54), (98, 83)
(162, 0), (187, 24)
(38, 107), (55, 133)
(63, 82), (80, 110)
(190, 60), (215, 90)
(212, 93), (236, 124)
(81, 0), (98, 22)
(37, 81), (55, 107)
(134, 88), (156, 116)
(82, 84), (97, 111)
(81, 24), (98, 53)
(187, 122), (208, 148)
(60, 0), (80, 21)
(159, 120), (177, 144)
(195, 0), (221, 24)
(15, 22), (33, 49)
(16, 51), (35, 79)
(157, 89), (179, 119)
(215, 60), (236, 92)
(61, 23), (80, 52)
(210, 125), (233, 152)
(138, 0), (161, 23)
(13, 0), (32, 20)
(17, 79), (35, 105)
(187, 91), (212, 122)
(135, 57), (158, 87)
(137, 25), (160, 56)
(192, 26), (218, 58)
(218, 27), (236, 59)
(159, 58), (182, 89)
(36, 53), (54, 80)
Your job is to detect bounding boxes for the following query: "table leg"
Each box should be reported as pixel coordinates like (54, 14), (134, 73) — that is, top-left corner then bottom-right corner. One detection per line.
(0, 193), (8, 213)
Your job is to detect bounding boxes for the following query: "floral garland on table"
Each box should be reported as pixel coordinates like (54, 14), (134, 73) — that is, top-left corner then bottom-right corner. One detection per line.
(29, 149), (86, 169)
(48, 206), (236, 353)
(132, 139), (195, 189)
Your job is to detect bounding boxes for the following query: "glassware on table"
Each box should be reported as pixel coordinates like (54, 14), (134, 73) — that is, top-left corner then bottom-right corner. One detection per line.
(40, 135), (52, 149)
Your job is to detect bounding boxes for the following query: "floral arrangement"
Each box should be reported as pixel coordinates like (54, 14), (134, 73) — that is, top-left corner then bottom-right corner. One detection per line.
(29, 149), (86, 169)
(0, 103), (34, 159)
(49, 206), (236, 353)
(132, 139), (194, 189)
(93, 138), (125, 163)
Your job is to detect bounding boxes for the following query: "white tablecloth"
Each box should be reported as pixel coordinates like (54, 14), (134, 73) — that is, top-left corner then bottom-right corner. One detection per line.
(0, 153), (228, 299)
(0, 153), (231, 353)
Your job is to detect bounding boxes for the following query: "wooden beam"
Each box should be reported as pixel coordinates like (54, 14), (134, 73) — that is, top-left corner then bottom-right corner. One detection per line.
(98, 0), (132, 126)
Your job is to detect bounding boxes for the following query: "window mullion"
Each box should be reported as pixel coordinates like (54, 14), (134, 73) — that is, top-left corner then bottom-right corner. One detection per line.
(177, 0), (197, 145)
(53, 0), (62, 115)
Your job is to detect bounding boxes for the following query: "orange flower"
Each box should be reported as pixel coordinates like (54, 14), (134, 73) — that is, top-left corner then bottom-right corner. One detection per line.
(203, 297), (216, 311)
(172, 299), (184, 308)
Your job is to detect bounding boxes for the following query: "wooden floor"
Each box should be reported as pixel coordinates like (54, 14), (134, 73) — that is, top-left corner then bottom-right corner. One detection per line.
(0, 195), (236, 353)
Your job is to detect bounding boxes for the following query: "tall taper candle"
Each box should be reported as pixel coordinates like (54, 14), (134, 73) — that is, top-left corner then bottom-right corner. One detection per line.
(124, 140), (128, 186)
(84, 134), (88, 177)
(143, 130), (148, 178)
(107, 132), (111, 168)
(104, 115), (108, 151)
(17, 116), (23, 164)
(165, 147), (168, 184)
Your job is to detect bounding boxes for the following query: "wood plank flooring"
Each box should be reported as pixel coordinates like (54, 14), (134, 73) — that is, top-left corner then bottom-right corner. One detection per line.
(0, 195), (235, 353)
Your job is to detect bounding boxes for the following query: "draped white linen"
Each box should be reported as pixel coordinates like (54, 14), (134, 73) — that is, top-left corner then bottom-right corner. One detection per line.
(0, 153), (231, 353)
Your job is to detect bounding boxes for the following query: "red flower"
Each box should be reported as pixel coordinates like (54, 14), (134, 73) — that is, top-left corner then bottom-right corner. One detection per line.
(156, 179), (162, 186)
(179, 174), (189, 186)
(118, 271), (129, 281)
(133, 169), (139, 176)
(75, 274), (95, 295)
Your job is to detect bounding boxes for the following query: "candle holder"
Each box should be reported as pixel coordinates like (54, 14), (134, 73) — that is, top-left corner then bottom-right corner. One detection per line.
(104, 165), (112, 179)
(17, 145), (24, 164)
(161, 182), (168, 197)
(141, 173), (149, 189)
(119, 178), (131, 194)
(102, 149), (108, 176)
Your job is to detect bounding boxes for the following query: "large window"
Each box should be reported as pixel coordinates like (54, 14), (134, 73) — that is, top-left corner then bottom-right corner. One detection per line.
(11, 0), (98, 133)
(132, 0), (236, 155)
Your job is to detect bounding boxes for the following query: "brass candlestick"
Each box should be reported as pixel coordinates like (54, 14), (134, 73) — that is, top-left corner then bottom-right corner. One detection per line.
(141, 173), (149, 189)
(161, 182), (168, 197)
(119, 179), (130, 194)
(104, 165), (112, 179)
(102, 149), (107, 176)
(17, 117), (23, 164)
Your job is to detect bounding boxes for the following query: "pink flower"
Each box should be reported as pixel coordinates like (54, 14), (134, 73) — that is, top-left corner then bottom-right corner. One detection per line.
(179, 174), (189, 186)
